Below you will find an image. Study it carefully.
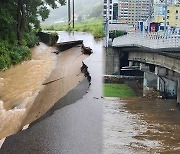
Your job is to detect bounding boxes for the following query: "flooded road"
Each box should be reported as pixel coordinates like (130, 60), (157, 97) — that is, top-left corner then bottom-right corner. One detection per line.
(103, 97), (180, 154)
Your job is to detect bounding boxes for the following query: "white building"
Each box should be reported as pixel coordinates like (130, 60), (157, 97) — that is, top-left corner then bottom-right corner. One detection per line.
(103, 0), (119, 23)
(118, 0), (153, 25)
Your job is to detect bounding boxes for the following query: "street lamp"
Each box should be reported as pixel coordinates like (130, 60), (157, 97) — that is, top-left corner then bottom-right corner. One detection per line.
(164, 0), (167, 33)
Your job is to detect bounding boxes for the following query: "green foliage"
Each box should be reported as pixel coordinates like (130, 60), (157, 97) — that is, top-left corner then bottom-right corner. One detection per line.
(24, 32), (39, 48)
(44, 18), (104, 38)
(12, 46), (32, 61)
(109, 30), (127, 40)
(0, 42), (12, 70)
(0, 41), (32, 71)
(0, 0), (65, 70)
(50, 32), (58, 36)
(0, 1), (16, 43)
(104, 84), (135, 98)
(49, 32), (59, 45)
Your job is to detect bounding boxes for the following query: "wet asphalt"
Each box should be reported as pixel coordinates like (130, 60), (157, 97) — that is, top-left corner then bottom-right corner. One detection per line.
(0, 32), (104, 154)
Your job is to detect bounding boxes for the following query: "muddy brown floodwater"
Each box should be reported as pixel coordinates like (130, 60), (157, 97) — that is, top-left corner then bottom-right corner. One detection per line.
(0, 40), (87, 139)
(103, 97), (180, 154)
(0, 43), (57, 139)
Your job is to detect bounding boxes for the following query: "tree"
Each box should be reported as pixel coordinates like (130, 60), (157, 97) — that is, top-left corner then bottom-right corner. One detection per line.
(0, 0), (66, 44)
(17, 0), (24, 44)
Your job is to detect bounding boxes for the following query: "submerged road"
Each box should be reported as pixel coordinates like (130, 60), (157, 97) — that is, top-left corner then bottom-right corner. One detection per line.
(0, 32), (104, 154)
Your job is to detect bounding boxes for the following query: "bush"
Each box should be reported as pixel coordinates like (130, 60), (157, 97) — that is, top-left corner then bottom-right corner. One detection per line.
(24, 32), (39, 48)
(10, 51), (22, 65)
(0, 42), (11, 70)
(12, 45), (31, 61)
(44, 18), (104, 38)
(110, 30), (127, 40)
(0, 53), (11, 70)
(0, 41), (32, 71)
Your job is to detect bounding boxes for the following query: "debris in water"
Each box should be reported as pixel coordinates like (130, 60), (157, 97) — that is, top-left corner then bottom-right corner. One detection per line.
(81, 44), (92, 55)
(43, 77), (65, 85)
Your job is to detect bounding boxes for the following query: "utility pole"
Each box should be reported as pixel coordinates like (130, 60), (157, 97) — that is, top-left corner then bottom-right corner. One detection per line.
(68, 0), (71, 29)
(105, 0), (110, 48)
(72, 0), (75, 29)
(164, 0), (167, 34)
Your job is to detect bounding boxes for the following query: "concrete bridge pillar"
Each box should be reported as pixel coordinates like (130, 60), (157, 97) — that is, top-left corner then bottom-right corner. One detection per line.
(129, 61), (133, 67)
(163, 77), (177, 98)
(157, 76), (165, 93)
(177, 79), (180, 104)
(155, 66), (167, 76)
(143, 72), (157, 97)
(143, 71), (177, 98)
(140, 63), (149, 71)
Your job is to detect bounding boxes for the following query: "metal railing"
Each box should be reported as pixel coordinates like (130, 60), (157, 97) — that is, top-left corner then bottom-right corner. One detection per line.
(113, 32), (180, 49)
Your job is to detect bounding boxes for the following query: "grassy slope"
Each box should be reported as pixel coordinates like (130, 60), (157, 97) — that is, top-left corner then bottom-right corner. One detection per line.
(43, 18), (104, 38)
(104, 84), (136, 98)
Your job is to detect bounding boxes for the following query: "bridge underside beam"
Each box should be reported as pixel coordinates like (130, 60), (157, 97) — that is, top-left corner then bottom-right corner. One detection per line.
(128, 52), (180, 74)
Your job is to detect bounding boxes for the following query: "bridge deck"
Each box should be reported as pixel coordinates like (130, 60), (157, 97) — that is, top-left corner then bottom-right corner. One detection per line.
(113, 33), (180, 51)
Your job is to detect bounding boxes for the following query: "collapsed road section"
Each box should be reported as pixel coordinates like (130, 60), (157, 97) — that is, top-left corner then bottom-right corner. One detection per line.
(0, 34), (92, 141)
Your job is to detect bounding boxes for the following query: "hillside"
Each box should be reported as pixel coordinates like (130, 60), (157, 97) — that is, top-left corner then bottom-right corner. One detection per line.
(41, 0), (102, 26)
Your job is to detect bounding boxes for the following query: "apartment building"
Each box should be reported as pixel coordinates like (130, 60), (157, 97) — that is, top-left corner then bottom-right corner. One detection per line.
(118, 0), (153, 25)
(103, 0), (119, 23)
(167, 5), (180, 27)
(154, 3), (180, 27)
(103, 0), (113, 23)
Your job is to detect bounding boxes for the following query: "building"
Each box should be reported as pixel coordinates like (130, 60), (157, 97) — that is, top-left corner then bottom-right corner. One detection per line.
(113, 2), (118, 21)
(103, 0), (113, 23)
(167, 5), (180, 27)
(154, 3), (180, 27)
(103, 0), (119, 23)
(155, 0), (175, 5)
(153, 3), (165, 23)
(118, 0), (153, 25)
